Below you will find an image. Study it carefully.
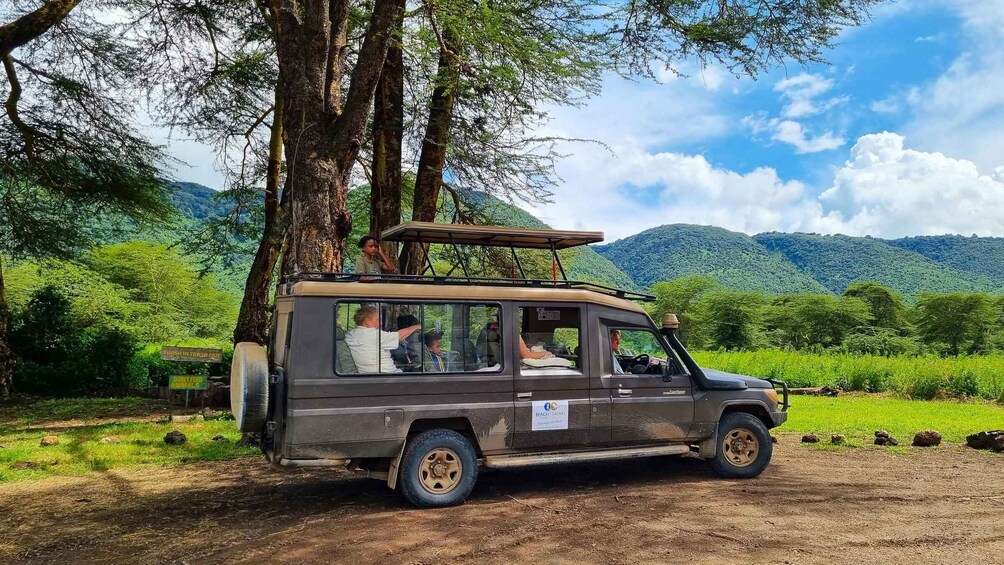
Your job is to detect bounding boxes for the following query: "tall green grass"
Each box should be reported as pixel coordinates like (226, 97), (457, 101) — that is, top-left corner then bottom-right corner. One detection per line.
(694, 349), (1004, 401)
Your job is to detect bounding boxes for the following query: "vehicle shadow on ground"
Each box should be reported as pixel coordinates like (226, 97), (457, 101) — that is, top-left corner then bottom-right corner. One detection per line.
(6, 451), (885, 563)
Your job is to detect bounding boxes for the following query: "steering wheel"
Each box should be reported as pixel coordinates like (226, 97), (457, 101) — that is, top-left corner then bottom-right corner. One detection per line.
(629, 354), (650, 372)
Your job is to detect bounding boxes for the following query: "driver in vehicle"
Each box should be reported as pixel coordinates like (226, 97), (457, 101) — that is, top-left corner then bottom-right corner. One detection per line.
(610, 329), (625, 374)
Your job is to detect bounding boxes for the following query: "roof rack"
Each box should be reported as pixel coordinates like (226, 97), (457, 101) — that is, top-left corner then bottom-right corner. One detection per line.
(381, 221), (603, 250)
(283, 272), (656, 302)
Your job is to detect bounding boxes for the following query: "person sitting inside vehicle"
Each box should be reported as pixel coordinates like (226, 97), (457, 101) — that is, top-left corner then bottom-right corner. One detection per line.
(518, 335), (553, 360)
(344, 305), (421, 373)
(391, 314), (423, 369)
(610, 329), (625, 375)
(423, 331), (448, 372)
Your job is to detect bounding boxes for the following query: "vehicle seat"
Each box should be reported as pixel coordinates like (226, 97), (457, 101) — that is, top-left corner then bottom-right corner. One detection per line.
(335, 325), (357, 373)
(455, 338), (479, 370)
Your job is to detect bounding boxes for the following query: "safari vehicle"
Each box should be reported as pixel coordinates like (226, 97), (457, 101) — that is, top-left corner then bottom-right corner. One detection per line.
(231, 222), (789, 508)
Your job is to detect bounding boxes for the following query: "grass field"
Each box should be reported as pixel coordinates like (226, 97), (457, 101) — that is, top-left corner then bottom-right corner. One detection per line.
(694, 349), (1004, 401)
(783, 395), (1004, 447)
(2, 393), (1001, 483)
(0, 398), (256, 482)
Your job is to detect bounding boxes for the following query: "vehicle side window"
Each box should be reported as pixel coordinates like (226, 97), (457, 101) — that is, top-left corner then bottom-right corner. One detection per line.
(608, 328), (675, 376)
(334, 301), (502, 375)
(517, 306), (582, 374)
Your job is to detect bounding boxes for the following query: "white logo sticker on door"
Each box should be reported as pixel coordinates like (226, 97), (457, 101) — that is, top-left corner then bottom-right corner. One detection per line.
(531, 400), (569, 431)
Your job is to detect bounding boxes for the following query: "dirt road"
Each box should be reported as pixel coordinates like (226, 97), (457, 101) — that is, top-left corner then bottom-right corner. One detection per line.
(2, 437), (1003, 564)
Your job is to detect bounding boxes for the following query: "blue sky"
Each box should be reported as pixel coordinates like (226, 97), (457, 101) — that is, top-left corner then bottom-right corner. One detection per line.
(163, 0), (1004, 242)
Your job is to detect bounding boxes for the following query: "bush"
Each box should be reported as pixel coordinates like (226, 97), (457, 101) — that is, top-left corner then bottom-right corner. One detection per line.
(947, 369), (980, 398)
(901, 373), (946, 400)
(11, 286), (142, 396)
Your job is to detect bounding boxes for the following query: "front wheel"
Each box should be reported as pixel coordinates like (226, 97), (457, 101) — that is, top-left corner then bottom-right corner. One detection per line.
(399, 429), (479, 508)
(709, 412), (773, 478)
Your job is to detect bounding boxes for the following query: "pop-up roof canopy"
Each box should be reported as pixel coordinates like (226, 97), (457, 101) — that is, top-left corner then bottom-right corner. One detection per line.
(381, 221), (604, 250)
(283, 221), (653, 302)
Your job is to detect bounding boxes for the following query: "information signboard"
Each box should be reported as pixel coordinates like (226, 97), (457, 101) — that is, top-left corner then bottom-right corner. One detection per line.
(160, 347), (223, 363)
(168, 375), (209, 391)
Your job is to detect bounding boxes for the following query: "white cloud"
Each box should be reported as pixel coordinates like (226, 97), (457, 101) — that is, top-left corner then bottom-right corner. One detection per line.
(869, 97), (901, 114)
(901, 0), (1004, 173)
(743, 116), (845, 154)
(773, 73), (847, 118)
(772, 121), (845, 154)
(814, 132), (1004, 237)
(530, 131), (1004, 241)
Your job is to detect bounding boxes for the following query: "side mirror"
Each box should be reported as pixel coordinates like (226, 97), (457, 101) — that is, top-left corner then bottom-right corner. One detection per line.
(661, 361), (672, 382)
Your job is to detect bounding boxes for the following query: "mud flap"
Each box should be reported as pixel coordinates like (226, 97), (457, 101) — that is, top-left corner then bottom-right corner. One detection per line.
(698, 424), (718, 459)
(386, 440), (408, 490)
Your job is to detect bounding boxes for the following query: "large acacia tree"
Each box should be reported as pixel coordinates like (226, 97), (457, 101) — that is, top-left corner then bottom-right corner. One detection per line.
(0, 0), (171, 399)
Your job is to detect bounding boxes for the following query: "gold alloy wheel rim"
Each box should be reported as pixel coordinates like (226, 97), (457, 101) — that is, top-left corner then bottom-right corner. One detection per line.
(418, 448), (463, 495)
(722, 427), (760, 468)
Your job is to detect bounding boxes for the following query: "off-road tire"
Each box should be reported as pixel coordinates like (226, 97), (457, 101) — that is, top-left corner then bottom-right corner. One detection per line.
(710, 412), (773, 479)
(399, 429), (479, 508)
(230, 342), (269, 433)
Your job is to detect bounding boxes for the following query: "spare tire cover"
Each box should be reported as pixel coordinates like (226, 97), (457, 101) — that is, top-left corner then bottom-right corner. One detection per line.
(231, 342), (269, 433)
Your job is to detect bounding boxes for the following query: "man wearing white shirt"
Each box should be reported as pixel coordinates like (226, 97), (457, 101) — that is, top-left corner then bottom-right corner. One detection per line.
(344, 305), (421, 373)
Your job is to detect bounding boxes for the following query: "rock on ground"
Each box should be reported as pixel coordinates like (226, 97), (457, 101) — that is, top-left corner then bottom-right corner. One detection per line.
(40, 436), (59, 447)
(211, 435), (229, 443)
(801, 434), (819, 443)
(875, 436), (899, 446)
(831, 434), (846, 445)
(164, 431), (187, 445)
(966, 431), (1004, 452)
(913, 430), (942, 447)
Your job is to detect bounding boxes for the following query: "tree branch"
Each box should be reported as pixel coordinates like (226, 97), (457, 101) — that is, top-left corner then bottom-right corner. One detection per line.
(2, 54), (38, 163)
(0, 0), (82, 55)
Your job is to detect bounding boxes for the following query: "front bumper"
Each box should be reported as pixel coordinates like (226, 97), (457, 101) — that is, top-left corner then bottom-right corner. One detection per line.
(768, 411), (788, 427)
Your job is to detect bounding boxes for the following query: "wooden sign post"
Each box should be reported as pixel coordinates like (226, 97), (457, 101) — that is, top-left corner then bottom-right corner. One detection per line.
(161, 347), (223, 413)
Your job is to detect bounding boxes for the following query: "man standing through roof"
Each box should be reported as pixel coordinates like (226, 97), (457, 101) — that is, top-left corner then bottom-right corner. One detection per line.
(355, 235), (396, 274)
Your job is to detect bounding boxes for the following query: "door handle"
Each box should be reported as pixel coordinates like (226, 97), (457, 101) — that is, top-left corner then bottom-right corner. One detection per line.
(618, 389), (632, 397)
(517, 392), (532, 400)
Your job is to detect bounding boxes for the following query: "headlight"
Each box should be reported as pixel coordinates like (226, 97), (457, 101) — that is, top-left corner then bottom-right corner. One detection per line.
(766, 388), (779, 407)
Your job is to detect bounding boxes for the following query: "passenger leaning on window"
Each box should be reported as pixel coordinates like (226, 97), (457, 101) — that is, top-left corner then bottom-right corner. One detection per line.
(344, 305), (421, 373)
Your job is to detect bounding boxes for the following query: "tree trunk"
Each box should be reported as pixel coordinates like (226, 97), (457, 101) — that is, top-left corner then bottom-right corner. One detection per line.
(0, 257), (14, 400)
(369, 0), (405, 266)
(399, 29), (459, 275)
(233, 85), (285, 345)
(275, 0), (403, 274)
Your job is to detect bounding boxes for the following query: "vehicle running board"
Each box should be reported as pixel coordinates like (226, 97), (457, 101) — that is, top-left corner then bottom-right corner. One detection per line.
(484, 444), (691, 469)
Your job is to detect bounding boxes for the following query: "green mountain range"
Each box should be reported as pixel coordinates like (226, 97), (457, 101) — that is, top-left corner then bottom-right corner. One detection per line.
(593, 225), (829, 294)
(159, 184), (1004, 299)
(595, 224), (1004, 297)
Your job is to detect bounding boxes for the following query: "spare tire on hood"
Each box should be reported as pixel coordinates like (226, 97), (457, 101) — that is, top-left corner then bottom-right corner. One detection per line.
(231, 342), (269, 433)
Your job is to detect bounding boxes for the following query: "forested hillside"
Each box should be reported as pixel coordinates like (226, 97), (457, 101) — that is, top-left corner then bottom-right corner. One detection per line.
(755, 233), (998, 296)
(594, 225), (829, 294)
(891, 235), (1004, 284)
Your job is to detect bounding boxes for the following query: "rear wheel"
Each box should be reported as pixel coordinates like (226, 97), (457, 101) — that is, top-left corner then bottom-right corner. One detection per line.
(399, 429), (478, 508)
(709, 412), (772, 478)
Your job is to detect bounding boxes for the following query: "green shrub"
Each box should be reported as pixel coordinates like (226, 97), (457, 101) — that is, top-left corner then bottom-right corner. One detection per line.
(11, 286), (142, 395)
(902, 373), (946, 400)
(947, 369), (980, 398)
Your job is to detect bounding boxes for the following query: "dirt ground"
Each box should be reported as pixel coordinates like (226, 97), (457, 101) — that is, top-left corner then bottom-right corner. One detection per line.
(2, 437), (1003, 565)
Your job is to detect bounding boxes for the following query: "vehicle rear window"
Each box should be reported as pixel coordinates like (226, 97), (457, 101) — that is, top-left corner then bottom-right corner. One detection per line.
(334, 301), (503, 375)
